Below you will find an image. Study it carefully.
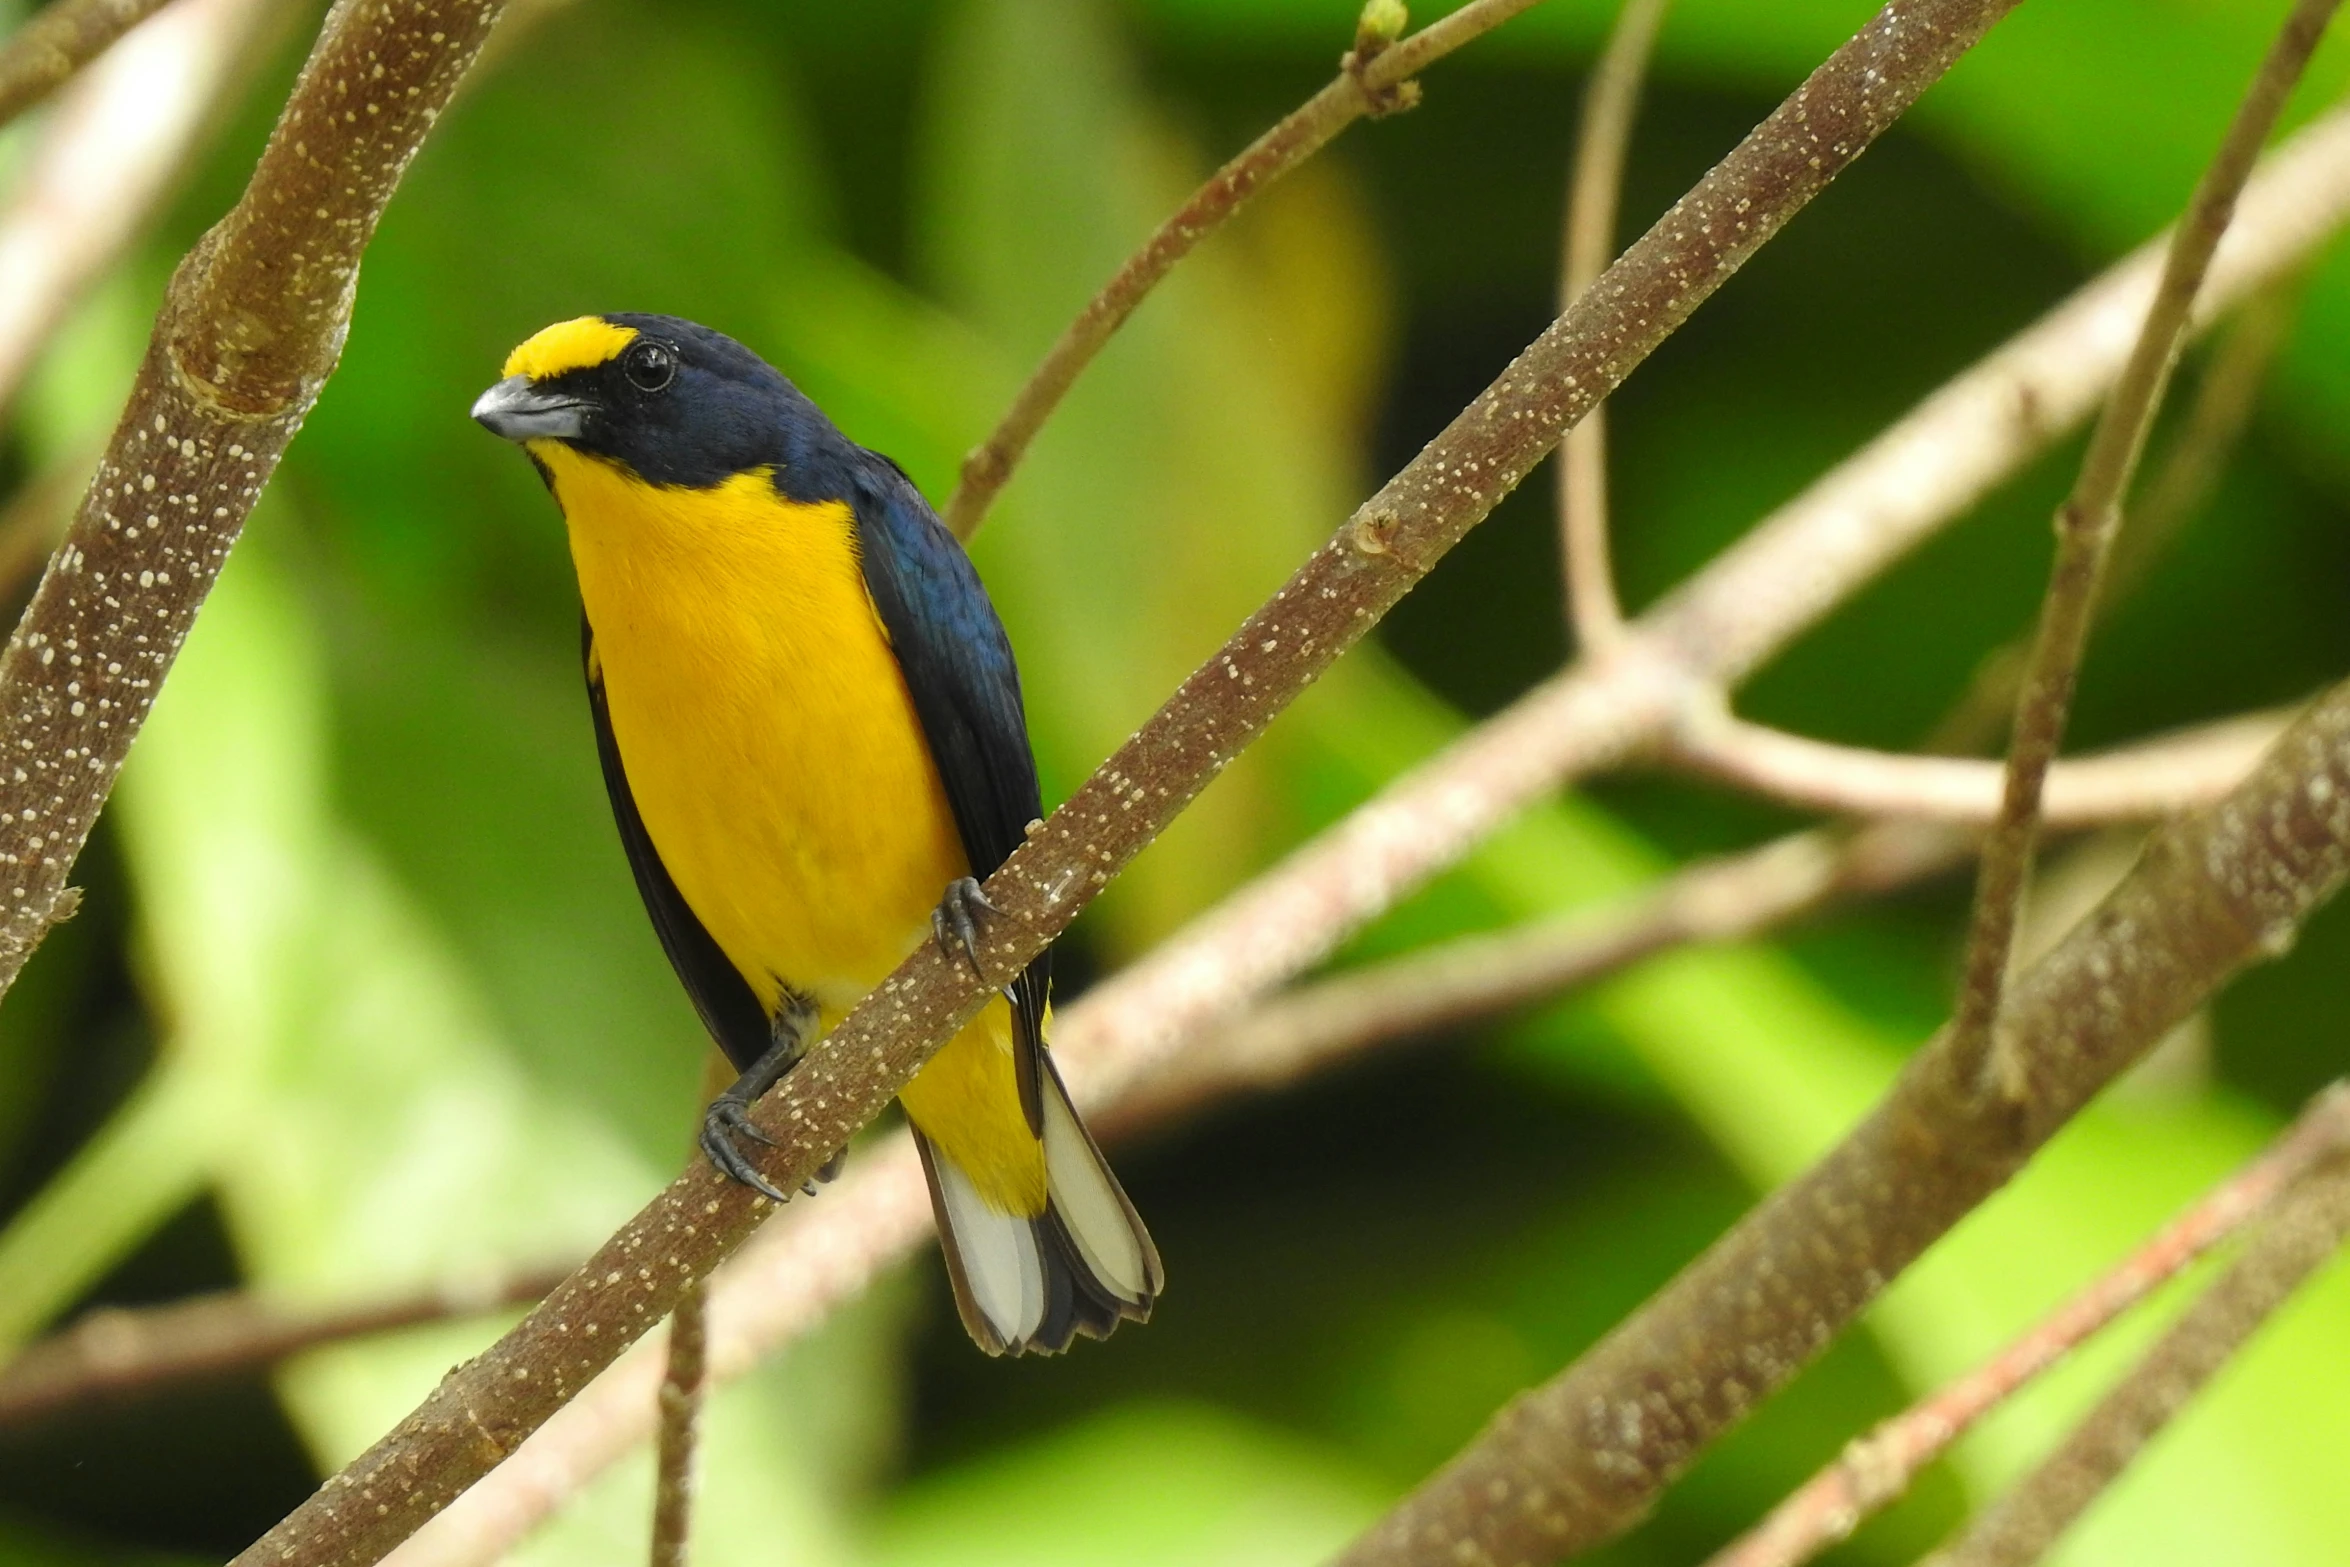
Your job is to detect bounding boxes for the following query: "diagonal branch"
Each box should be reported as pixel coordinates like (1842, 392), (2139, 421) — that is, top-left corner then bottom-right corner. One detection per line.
(1951, 0), (2339, 1100)
(231, 5), (2022, 1563)
(1705, 1082), (2350, 1567)
(939, 0), (1544, 538)
(0, 0), (175, 129)
(1334, 667), (2350, 1566)
(1047, 92), (2350, 1139)
(315, 87), (2350, 1567)
(0, 0), (288, 423)
(0, 0), (507, 1002)
(1926, 1144), (2350, 1567)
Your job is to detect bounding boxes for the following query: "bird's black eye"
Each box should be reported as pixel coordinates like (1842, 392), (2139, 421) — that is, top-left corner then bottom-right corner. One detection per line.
(622, 339), (677, 393)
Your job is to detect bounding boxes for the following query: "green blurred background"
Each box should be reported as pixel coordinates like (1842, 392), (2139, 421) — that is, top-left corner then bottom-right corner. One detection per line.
(2, 0), (2349, 1562)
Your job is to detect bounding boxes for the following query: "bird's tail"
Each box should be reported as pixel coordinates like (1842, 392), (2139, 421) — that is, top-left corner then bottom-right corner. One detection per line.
(913, 1055), (1161, 1356)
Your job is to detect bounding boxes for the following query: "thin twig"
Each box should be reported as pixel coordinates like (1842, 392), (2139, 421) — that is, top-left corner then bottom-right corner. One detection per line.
(938, 0), (1544, 538)
(0, 0), (287, 422)
(645, 1051), (731, 1567)
(1952, 0), (2339, 1102)
(232, 9), (2016, 1564)
(1926, 1147), (2350, 1567)
(0, 0), (173, 129)
(1704, 1082), (2350, 1567)
(1665, 706), (2288, 827)
(647, 1280), (706, 1567)
(1557, 0), (1668, 650)
(366, 103), (2350, 1567)
(0, 0), (506, 1008)
(0, 1264), (573, 1430)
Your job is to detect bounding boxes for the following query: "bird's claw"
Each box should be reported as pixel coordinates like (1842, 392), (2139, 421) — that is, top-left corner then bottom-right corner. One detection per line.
(700, 1097), (792, 1204)
(932, 876), (998, 974)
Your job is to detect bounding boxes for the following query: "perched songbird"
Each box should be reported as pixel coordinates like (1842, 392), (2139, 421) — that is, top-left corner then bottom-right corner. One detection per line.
(471, 314), (1160, 1355)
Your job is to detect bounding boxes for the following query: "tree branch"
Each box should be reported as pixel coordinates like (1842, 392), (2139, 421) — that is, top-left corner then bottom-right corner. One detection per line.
(0, 0), (506, 1004)
(1557, 0), (1668, 652)
(1926, 1145), (2350, 1567)
(1334, 663), (2350, 1564)
(1927, 278), (2302, 759)
(1043, 92), (2350, 1134)
(937, 0), (1546, 538)
(1664, 706), (2287, 827)
(0, 0), (288, 422)
(646, 1281), (705, 1567)
(0, 1264), (572, 1430)
(0, 0), (174, 129)
(1705, 1081), (2350, 1567)
(228, 6), (2019, 1563)
(1951, 0), (2338, 1101)
(327, 81), (2350, 1567)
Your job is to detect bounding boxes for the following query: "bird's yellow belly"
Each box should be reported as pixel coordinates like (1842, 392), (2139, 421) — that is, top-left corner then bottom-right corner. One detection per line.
(556, 454), (967, 1014)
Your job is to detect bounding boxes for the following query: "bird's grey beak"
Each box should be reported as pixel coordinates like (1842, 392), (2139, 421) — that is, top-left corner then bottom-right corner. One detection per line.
(471, 375), (588, 442)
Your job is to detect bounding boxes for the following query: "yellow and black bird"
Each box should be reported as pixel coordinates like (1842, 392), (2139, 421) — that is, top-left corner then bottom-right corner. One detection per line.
(471, 314), (1160, 1355)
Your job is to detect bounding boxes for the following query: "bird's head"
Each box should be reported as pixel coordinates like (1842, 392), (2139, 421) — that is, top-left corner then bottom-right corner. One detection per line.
(471, 313), (796, 487)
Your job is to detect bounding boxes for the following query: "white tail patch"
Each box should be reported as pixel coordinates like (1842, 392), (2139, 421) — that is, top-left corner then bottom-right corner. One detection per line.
(914, 1059), (1162, 1355)
(1039, 1062), (1160, 1306)
(923, 1139), (1045, 1352)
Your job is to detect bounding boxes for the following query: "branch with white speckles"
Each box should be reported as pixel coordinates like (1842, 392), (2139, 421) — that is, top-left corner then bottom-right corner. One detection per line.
(0, 0), (507, 996)
(225, 3), (2022, 1564)
(327, 68), (2350, 1567)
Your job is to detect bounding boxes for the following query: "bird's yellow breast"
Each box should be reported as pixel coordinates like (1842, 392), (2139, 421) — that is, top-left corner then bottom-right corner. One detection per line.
(545, 444), (969, 1015)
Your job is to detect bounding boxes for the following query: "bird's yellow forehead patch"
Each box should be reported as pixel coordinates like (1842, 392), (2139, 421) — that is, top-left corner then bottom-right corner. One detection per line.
(502, 316), (638, 382)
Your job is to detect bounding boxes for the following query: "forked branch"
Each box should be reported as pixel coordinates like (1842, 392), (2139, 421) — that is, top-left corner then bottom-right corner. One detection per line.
(1951, 0), (2340, 1099)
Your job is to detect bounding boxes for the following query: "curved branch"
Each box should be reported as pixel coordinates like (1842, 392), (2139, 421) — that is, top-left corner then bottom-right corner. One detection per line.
(0, 0), (506, 1001)
(235, 6), (2018, 1562)
(1557, 0), (1669, 650)
(1665, 706), (2287, 826)
(938, 0), (1544, 538)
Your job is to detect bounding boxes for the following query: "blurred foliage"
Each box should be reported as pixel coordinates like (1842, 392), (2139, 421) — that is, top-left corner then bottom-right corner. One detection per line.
(0, 0), (2347, 1563)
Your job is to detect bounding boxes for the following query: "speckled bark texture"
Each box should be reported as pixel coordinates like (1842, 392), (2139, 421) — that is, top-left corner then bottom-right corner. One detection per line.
(1331, 689), (2350, 1567)
(223, 3), (2020, 1564)
(0, 0), (503, 993)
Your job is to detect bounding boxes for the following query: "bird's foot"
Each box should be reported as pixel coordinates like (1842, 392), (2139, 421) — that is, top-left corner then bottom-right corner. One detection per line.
(699, 1094), (791, 1204)
(931, 876), (998, 975)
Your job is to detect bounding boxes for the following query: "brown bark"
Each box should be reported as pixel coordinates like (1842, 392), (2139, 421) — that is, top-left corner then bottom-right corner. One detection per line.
(228, 3), (2019, 1562)
(0, 0), (505, 995)
(1334, 683), (2350, 1567)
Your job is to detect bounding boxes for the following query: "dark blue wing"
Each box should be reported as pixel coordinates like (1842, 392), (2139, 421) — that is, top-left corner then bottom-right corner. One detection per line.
(584, 617), (776, 1076)
(842, 454), (1051, 1132)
